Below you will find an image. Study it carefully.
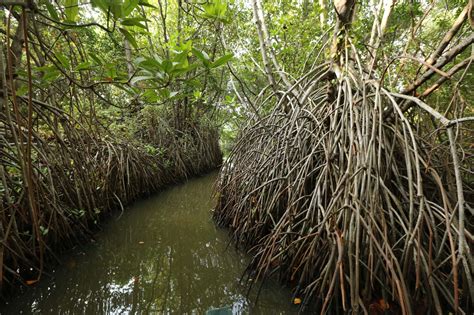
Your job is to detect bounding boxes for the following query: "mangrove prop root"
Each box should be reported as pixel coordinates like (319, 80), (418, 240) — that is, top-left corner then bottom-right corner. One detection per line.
(0, 101), (222, 289)
(214, 62), (473, 313)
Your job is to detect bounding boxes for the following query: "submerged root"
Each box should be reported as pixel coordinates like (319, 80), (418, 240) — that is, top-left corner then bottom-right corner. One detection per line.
(214, 62), (473, 313)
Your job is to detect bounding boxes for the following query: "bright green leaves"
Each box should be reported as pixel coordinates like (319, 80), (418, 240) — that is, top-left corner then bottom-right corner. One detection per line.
(44, 1), (60, 20)
(45, 0), (143, 25)
(91, 0), (122, 18)
(132, 55), (182, 84)
(34, 0), (234, 109)
(211, 54), (234, 68)
(131, 39), (233, 104)
(89, 53), (103, 66)
(159, 88), (178, 99)
(141, 90), (160, 103)
(74, 61), (93, 71)
(133, 41), (195, 85)
(120, 17), (147, 28)
(90, 0), (108, 13)
(192, 48), (234, 69)
(138, 0), (156, 8)
(192, 48), (211, 67)
(202, 0), (229, 23)
(64, 0), (79, 22)
(133, 45), (233, 86)
(104, 62), (119, 81)
(55, 52), (71, 69)
(91, 0), (141, 19)
(116, 5), (150, 51)
(132, 57), (163, 85)
(123, 0), (140, 17)
(34, 66), (61, 86)
(119, 28), (139, 49)
(15, 84), (29, 97)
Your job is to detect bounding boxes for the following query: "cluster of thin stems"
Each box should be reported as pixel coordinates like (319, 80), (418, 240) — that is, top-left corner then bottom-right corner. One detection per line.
(214, 53), (473, 313)
(0, 100), (222, 289)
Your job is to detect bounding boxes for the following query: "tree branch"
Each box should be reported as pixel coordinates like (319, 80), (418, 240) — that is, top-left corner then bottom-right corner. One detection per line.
(401, 33), (474, 98)
(252, 0), (278, 93)
(426, 5), (469, 66)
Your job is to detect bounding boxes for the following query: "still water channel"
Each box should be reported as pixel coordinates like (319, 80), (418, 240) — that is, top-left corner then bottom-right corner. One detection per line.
(1, 173), (299, 314)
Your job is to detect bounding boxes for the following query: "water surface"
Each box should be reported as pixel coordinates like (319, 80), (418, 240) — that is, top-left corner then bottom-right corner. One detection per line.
(1, 173), (299, 314)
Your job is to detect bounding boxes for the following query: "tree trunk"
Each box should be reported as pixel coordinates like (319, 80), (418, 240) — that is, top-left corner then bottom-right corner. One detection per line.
(124, 39), (134, 80)
(252, 0), (277, 93)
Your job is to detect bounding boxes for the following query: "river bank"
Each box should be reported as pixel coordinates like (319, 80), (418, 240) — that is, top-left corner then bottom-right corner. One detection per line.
(0, 118), (222, 293)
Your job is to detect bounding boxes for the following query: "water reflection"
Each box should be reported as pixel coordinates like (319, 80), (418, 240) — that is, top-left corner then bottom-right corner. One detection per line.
(1, 173), (299, 314)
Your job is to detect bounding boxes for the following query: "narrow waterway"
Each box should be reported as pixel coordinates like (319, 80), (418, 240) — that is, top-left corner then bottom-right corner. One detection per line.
(1, 173), (299, 314)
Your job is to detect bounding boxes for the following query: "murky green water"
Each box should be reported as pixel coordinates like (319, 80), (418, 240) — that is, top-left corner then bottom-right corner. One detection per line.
(1, 173), (300, 314)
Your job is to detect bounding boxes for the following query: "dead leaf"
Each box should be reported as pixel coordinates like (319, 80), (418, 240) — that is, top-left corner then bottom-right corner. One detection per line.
(26, 279), (38, 285)
(369, 298), (390, 315)
(378, 298), (389, 310)
(293, 297), (302, 305)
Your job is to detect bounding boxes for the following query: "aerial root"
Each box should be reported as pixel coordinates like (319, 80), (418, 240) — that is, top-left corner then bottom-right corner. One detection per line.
(0, 103), (222, 288)
(214, 62), (473, 313)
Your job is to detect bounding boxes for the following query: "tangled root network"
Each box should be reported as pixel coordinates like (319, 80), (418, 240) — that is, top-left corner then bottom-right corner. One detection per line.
(214, 61), (473, 313)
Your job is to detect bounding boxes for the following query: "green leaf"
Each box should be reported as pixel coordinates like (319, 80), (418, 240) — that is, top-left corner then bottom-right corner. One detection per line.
(55, 52), (70, 68)
(162, 60), (174, 74)
(202, 0), (228, 22)
(203, 3), (216, 17)
(192, 48), (209, 61)
(138, 0), (157, 8)
(137, 58), (163, 72)
(123, 0), (139, 16)
(174, 51), (189, 64)
(110, 3), (123, 18)
(131, 75), (154, 85)
(119, 28), (138, 49)
(75, 61), (92, 71)
(142, 89), (159, 102)
(159, 88), (171, 99)
(105, 63), (118, 79)
(159, 88), (169, 98)
(169, 91), (178, 98)
(40, 67), (61, 82)
(64, 0), (79, 22)
(121, 17), (147, 29)
(16, 84), (28, 97)
(210, 53), (233, 68)
(39, 226), (49, 236)
(45, 2), (60, 20)
(171, 63), (198, 75)
(35, 65), (52, 72)
(91, 0), (108, 13)
(192, 48), (211, 67)
(89, 53), (103, 65)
